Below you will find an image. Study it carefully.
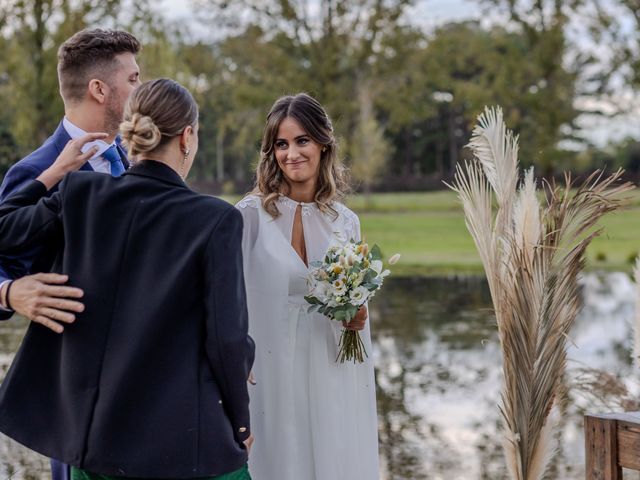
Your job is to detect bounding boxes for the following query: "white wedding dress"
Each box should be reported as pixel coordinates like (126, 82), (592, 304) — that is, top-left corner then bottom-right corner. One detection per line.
(236, 194), (379, 480)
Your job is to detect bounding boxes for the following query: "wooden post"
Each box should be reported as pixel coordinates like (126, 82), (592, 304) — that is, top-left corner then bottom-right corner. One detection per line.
(585, 412), (640, 479)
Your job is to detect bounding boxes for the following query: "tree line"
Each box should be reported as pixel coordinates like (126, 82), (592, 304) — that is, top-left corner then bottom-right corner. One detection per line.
(0, 0), (638, 192)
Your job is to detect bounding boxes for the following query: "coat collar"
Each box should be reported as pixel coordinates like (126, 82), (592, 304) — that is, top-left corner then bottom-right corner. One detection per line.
(122, 160), (188, 188)
(115, 140), (130, 169)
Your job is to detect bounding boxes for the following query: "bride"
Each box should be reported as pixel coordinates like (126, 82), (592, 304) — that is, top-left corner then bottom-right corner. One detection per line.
(236, 93), (379, 479)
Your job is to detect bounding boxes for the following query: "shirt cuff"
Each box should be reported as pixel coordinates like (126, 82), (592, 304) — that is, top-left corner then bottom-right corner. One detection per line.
(0, 279), (13, 312)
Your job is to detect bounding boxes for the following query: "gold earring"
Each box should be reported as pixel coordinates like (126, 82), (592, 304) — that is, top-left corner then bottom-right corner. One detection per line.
(181, 148), (190, 178)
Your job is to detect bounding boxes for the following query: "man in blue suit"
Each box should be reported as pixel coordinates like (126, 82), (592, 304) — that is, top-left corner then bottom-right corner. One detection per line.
(0, 28), (141, 480)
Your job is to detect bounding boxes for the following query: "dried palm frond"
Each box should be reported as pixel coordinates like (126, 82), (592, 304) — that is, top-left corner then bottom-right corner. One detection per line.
(467, 106), (519, 209)
(449, 106), (634, 480)
(512, 168), (540, 261)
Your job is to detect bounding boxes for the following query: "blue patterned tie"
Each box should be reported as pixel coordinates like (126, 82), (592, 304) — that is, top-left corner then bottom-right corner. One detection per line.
(102, 144), (125, 177)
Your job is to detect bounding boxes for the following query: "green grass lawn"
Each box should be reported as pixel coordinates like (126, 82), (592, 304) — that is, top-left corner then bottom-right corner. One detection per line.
(222, 189), (640, 276)
(346, 190), (640, 276)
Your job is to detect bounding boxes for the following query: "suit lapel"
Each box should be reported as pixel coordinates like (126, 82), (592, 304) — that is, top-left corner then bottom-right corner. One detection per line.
(52, 122), (72, 154)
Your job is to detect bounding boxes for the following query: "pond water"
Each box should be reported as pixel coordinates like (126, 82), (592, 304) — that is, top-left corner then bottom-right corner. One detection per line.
(1, 274), (637, 480)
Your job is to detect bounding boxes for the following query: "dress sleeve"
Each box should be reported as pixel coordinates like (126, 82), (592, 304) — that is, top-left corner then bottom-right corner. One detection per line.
(337, 204), (361, 244)
(352, 212), (362, 243)
(235, 196), (260, 274)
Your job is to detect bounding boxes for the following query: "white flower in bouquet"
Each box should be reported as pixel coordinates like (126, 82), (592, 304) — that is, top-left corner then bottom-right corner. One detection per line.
(309, 280), (329, 303)
(370, 259), (391, 278)
(349, 286), (370, 306)
(329, 263), (344, 275)
(331, 277), (347, 296)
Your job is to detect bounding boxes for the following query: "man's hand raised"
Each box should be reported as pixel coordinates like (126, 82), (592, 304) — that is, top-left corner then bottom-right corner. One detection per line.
(1, 273), (84, 333)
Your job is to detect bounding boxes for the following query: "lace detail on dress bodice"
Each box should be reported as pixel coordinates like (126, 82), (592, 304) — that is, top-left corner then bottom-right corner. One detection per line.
(277, 195), (317, 217)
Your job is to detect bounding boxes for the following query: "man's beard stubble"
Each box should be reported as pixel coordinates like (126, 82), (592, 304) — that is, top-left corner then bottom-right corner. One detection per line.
(105, 88), (124, 135)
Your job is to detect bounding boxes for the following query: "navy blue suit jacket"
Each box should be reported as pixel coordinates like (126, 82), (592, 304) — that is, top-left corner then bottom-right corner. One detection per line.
(0, 121), (128, 320)
(0, 162), (254, 478)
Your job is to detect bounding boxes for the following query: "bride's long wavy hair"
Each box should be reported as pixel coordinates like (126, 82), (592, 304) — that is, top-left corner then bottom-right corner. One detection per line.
(252, 93), (349, 218)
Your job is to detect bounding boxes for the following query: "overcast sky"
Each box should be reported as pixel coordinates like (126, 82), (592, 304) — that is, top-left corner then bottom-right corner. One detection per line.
(160, 0), (482, 29)
(158, 0), (639, 147)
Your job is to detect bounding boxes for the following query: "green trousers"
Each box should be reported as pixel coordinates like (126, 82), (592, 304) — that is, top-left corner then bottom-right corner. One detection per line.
(70, 464), (251, 480)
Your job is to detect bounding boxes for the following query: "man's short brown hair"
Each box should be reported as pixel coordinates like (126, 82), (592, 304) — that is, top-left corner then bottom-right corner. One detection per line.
(57, 28), (140, 103)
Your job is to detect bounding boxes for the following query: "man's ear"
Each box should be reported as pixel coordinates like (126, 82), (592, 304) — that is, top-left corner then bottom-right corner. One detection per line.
(88, 79), (108, 104)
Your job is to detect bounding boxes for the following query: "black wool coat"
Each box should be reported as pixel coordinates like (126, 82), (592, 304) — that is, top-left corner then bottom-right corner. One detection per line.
(0, 160), (255, 479)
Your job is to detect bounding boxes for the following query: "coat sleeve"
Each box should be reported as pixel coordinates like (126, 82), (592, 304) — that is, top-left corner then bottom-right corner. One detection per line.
(0, 164), (49, 318)
(0, 163), (42, 203)
(203, 206), (255, 444)
(0, 179), (63, 255)
(0, 251), (34, 318)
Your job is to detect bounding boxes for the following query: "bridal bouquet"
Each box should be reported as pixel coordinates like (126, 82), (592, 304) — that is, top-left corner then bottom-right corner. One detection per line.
(304, 239), (399, 363)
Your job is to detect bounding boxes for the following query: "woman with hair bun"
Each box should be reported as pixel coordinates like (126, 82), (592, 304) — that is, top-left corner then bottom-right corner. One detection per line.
(237, 93), (379, 479)
(0, 78), (255, 480)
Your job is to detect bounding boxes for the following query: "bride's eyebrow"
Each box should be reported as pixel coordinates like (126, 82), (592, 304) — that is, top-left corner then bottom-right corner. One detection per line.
(275, 134), (308, 142)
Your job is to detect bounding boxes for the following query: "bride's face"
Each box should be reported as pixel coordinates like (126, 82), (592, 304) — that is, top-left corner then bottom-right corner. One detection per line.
(274, 117), (322, 189)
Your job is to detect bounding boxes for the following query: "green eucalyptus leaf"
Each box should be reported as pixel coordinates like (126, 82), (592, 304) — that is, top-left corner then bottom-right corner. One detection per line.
(304, 295), (321, 305)
(345, 305), (358, 320)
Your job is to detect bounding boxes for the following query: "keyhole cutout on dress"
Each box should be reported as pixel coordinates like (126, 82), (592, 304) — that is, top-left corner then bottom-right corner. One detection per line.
(291, 204), (308, 267)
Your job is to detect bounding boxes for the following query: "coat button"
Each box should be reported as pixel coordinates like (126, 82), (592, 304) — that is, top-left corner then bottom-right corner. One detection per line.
(239, 427), (247, 433)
